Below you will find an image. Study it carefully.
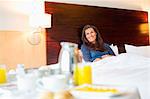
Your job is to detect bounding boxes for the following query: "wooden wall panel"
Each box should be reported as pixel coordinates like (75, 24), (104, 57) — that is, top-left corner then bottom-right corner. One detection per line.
(45, 2), (149, 64)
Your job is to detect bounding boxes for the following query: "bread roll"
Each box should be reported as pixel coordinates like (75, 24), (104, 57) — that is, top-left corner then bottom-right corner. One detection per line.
(54, 90), (74, 99)
(38, 91), (54, 99)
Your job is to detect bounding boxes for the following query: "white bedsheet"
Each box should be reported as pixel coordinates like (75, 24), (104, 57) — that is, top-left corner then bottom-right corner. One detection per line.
(91, 53), (150, 99)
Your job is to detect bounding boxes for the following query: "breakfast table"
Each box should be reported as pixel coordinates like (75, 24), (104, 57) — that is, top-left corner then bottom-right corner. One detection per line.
(0, 65), (141, 99)
(0, 82), (141, 99)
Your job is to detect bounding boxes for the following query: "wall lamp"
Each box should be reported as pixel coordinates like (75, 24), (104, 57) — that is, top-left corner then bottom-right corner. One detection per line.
(28, 13), (51, 45)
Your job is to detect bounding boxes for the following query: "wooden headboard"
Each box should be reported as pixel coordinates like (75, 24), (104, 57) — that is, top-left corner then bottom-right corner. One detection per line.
(45, 2), (149, 65)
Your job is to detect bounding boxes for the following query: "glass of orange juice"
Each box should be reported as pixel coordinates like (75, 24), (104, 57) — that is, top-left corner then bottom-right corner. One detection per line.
(73, 64), (79, 86)
(77, 63), (92, 85)
(0, 64), (7, 84)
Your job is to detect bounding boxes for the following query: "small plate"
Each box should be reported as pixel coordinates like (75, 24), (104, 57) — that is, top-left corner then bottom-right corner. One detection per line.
(0, 82), (16, 87)
(70, 84), (139, 99)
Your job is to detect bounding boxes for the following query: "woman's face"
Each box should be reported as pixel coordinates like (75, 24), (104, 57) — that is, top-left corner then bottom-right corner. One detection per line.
(85, 27), (97, 44)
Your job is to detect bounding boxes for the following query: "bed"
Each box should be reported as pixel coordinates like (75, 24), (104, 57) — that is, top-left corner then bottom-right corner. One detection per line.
(91, 53), (150, 99)
(44, 1), (150, 99)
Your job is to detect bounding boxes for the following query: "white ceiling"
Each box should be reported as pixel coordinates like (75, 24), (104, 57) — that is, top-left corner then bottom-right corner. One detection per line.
(0, 0), (149, 30)
(0, 0), (149, 12)
(45, 0), (150, 11)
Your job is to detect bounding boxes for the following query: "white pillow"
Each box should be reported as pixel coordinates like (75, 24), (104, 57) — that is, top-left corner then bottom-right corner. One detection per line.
(125, 44), (150, 58)
(110, 44), (118, 55)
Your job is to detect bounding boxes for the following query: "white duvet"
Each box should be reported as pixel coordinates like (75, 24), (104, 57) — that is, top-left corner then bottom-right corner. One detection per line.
(91, 53), (150, 99)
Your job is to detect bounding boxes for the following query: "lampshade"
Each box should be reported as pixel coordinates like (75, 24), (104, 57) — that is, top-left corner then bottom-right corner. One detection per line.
(28, 13), (51, 45)
(29, 13), (51, 28)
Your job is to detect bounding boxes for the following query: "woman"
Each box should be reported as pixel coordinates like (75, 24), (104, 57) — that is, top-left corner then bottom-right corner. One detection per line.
(81, 25), (115, 62)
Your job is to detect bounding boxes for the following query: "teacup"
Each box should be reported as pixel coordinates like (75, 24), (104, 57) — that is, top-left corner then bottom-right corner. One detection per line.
(37, 74), (67, 92)
(17, 73), (37, 92)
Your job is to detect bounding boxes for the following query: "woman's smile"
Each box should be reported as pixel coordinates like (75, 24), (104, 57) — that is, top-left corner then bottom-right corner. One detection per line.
(85, 28), (96, 43)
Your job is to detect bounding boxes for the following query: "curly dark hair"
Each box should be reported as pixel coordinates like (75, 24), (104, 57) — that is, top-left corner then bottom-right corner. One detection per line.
(81, 25), (106, 51)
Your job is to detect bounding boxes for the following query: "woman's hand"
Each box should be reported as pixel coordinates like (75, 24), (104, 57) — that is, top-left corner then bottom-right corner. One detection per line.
(101, 54), (112, 59)
(78, 49), (83, 62)
(93, 58), (102, 62)
(93, 55), (112, 62)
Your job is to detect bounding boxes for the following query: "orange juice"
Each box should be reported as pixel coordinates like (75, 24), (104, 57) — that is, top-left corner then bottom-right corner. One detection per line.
(78, 64), (92, 85)
(73, 65), (79, 85)
(82, 65), (92, 84)
(0, 68), (7, 84)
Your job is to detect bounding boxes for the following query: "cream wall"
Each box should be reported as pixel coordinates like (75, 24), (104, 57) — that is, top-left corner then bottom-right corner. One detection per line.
(0, 31), (46, 69)
(0, 0), (150, 69)
(0, 0), (46, 69)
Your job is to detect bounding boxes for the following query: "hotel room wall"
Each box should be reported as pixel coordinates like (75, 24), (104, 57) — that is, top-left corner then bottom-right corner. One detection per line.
(45, 0), (150, 43)
(0, 1), (46, 69)
(0, 0), (150, 69)
(0, 31), (46, 69)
